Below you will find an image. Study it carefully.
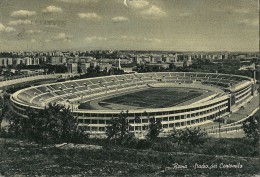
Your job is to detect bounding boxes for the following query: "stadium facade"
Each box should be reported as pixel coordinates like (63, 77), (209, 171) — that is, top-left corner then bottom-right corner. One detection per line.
(10, 72), (256, 137)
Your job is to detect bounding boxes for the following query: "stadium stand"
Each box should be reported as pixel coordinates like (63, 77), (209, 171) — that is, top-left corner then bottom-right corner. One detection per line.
(10, 72), (256, 137)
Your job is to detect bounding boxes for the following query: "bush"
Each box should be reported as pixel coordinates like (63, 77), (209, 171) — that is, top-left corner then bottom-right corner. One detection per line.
(0, 127), (15, 138)
(135, 139), (152, 149)
(151, 141), (175, 152)
(146, 117), (162, 141)
(169, 127), (208, 146)
(242, 116), (259, 152)
(106, 111), (131, 143)
(121, 133), (138, 148)
(8, 103), (88, 144)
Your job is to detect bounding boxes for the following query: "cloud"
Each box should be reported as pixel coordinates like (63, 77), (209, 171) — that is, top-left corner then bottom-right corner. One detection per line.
(239, 18), (258, 26)
(54, 32), (72, 42)
(232, 8), (250, 14)
(141, 5), (166, 17)
(120, 35), (135, 41)
(85, 36), (107, 42)
(42, 5), (63, 13)
(31, 38), (36, 43)
(8, 19), (32, 26)
(179, 12), (192, 17)
(120, 35), (161, 43)
(11, 10), (36, 18)
(143, 37), (161, 43)
(123, 0), (166, 19)
(84, 35), (161, 43)
(26, 29), (42, 34)
(112, 16), (129, 23)
(213, 6), (253, 15)
(78, 13), (101, 19)
(0, 23), (16, 32)
(44, 33), (72, 43)
(84, 35), (160, 44)
(127, 0), (149, 9)
(56, 0), (99, 3)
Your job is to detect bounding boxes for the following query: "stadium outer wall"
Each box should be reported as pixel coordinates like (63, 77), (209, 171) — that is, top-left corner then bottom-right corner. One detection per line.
(10, 72), (256, 138)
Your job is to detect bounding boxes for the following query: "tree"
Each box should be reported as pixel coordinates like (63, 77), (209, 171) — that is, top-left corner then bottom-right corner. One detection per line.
(170, 128), (183, 145)
(146, 117), (162, 141)
(170, 127), (207, 146)
(8, 103), (88, 144)
(0, 93), (11, 131)
(242, 116), (259, 152)
(106, 110), (131, 143)
(169, 63), (176, 71)
(0, 94), (4, 131)
(182, 127), (207, 146)
(77, 62), (82, 74)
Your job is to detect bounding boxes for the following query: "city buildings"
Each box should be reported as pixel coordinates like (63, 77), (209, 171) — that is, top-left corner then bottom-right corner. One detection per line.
(0, 51), (258, 74)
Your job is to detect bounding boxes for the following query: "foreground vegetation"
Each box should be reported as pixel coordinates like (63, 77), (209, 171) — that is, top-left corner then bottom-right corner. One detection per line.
(0, 137), (259, 176)
(0, 101), (259, 176)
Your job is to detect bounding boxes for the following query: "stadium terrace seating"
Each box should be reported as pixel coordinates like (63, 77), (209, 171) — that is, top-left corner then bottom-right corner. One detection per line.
(164, 79), (179, 82)
(230, 76), (244, 81)
(36, 86), (49, 92)
(155, 72), (170, 78)
(217, 82), (231, 87)
(63, 89), (73, 93)
(13, 72), (253, 109)
(76, 80), (93, 86)
(87, 78), (99, 85)
(62, 82), (77, 88)
(107, 82), (118, 87)
(62, 89), (74, 94)
(176, 76), (191, 81)
(207, 73), (220, 78)
(196, 73), (208, 77)
(183, 80), (193, 84)
(49, 84), (66, 90)
(177, 72), (185, 77)
(168, 73), (177, 77)
(184, 73), (195, 77)
(32, 92), (56, 104)
(10, 71), (256, 137)
(117, 85), (124, 89)
(103, 77), (115, 83)
(124, 74), (135, 80)
(62, 94), (78, 100)
(54, 98), (65, 102)
(202, 81), (230, 88)
(21, 88), (41, 97)
(54, 90), (66, 95)
(120, 79), (129, 84)
(30, 88), (42, 95)
(74, 87), (86, 92)
(17, 92), (32, 103)
(219, 79), (234, 84)
(46, 85), (56, 91)
(88, 85), (101, 90)
(208, 78), (222, 82)
(219, 75), (232, 79)
(176, 80), (187, 84)
(114, 75), (128, 82)
(131, 77), (141, 81)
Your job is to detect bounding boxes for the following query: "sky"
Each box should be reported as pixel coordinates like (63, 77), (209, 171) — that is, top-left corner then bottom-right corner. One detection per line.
(0, 0), (258, 52)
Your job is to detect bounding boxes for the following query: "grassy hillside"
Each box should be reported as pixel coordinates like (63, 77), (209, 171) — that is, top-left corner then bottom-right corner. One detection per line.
(0, 138), (259, 176)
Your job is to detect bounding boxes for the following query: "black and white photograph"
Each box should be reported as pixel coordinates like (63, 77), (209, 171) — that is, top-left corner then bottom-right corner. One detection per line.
(0, 0), (259, 176)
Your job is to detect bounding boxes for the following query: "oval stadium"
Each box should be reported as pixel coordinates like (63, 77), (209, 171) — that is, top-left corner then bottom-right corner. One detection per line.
(10, 72), (257, 138)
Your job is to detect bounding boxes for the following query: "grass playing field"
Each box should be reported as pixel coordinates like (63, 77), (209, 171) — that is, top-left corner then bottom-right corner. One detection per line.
(101, 87), (203, 108)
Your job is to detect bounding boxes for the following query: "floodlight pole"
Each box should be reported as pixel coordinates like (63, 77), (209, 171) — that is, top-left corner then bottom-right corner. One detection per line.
(218, 108), (221, 139)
